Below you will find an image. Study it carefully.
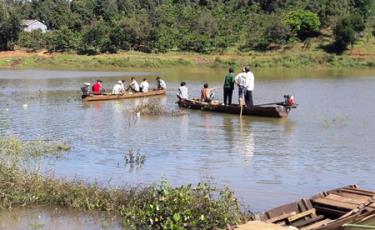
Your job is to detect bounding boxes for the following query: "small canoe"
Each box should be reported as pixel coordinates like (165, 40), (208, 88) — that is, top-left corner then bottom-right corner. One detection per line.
(177, 99), (295, 118)
(82, 89), (166, 102)
(260, 185), (375, 230)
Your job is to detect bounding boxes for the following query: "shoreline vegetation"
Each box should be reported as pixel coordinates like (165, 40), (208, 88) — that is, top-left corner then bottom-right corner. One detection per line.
(0, 137), (251, 229)
(0, 46), (375, 71)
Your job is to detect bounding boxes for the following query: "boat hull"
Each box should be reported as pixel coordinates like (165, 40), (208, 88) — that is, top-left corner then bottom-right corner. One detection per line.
(260, 185), (375, 230)
(82, 89), (166, 102)
(177, 99), (289, 118)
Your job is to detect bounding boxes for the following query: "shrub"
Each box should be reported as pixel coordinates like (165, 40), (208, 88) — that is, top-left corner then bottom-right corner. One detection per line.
(284, 9), (321, 40)
(18, 30), (46, 51)
(46, 26), (80, 52)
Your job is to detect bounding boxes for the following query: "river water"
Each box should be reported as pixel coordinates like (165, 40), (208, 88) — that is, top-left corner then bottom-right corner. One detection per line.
(0, 67), (375, 227)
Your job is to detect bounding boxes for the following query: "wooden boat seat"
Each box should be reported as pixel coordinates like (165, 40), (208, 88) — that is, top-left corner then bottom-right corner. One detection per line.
(313, 197), (359, 210)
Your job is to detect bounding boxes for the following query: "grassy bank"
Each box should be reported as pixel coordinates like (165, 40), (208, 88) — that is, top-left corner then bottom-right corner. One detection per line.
(0, 137), (250, 229)
(1, 37), (375, 70)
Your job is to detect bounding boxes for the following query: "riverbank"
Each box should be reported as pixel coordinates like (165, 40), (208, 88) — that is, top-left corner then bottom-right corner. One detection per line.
(0, 39), (375, 70)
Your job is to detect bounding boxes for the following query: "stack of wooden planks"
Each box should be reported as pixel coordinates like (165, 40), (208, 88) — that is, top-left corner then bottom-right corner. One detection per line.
(260, 185), (375, 230)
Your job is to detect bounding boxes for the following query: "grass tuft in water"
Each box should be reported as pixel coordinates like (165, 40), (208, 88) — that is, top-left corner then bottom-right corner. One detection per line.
(124, 149), (145, 166)
(132, 100), (188, 116)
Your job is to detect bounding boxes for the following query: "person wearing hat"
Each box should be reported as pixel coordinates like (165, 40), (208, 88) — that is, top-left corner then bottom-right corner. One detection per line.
(235, 66), (254, 108)
(92, 79), (104, 95)
(81, 82), (91, 96)
(156, 76), (167, 90)
(112, 80), (124, 95)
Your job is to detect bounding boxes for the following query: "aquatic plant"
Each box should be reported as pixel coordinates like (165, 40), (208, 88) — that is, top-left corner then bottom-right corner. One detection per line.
(0, 136), (71, 160)
(124, 149), (145, 166)
(131, 101), (187, 116)
(0, 162), (250, 229)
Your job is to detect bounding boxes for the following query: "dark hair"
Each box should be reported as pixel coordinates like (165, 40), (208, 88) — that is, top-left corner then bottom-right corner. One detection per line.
(97, 79), (102, 82)
(131, 77), (135, 80)
(203, 83), (208, 88)
(229, 67), (234, 73)
(143, 78), (147, 81)
(244, 67), (250, 72)
(121, 80), (126, 83)
(156, 76), (160, 80)
(180, 82), (186, 86)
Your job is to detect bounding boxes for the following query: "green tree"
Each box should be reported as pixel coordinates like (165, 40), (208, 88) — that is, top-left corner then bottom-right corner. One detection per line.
(0, 5), (20, 51)
(46, 26), (80, 52)
(18, 30), (46, 51)
(79, 20), (107, 54)
(333, 17), (355, 52)
(284, 9), (321, 40)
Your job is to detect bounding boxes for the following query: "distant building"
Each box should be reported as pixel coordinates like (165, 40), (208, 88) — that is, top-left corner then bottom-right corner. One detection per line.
(21, 20), (47, 33)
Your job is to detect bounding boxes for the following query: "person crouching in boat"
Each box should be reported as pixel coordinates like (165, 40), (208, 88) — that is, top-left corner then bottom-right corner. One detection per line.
(92, 79), (105, 95)
(201, 83), (215, 103)
(127, 77), (140, 92)
(177, 82), (188, 100)
(139, 78), (149, 92)
(81, 82), (91, 96)
(112, 80), (124, 95)
(156, 76), (167, 90)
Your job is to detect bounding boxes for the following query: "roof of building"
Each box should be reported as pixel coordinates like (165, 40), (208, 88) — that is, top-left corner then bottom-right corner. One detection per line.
(21, 20), (46, 27)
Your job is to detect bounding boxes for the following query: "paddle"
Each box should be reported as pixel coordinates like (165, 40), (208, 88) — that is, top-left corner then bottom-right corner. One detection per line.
(239, 97), (245, 118)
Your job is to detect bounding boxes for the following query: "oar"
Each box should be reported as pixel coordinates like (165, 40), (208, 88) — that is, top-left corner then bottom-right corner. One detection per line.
(255, 101), (284, 107)
(239, 97), (245, 118)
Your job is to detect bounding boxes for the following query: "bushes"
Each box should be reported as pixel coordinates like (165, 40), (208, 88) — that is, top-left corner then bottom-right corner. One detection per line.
(18, 30), (46, 51)
(333, 14), (365, 52)
(284, 9), (321, 40)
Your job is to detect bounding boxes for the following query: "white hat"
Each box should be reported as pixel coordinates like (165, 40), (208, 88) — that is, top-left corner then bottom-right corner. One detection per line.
(84, 82), (90, 86)
(118, 80), (122, 84)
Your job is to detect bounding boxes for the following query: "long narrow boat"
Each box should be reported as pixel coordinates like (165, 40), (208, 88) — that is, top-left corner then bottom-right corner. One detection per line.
(259, 185), (375, 230)
(82, 89), (166, 102)
(177, 98), (296, 118)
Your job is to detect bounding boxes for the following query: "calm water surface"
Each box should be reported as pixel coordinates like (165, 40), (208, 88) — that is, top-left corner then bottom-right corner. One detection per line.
(1, 68), (375, 216)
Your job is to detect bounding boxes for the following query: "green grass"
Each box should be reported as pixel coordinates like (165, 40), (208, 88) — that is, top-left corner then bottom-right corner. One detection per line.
(1, 37), (375, 70)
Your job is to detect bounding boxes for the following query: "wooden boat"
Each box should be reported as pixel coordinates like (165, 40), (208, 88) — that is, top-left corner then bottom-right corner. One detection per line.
(259, 185), (375, 230)
(177, 98), (296, 118)
(82, 89), (166, 102)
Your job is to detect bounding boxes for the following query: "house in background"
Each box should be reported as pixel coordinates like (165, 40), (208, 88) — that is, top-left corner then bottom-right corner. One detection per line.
(21, 20), (47, 33)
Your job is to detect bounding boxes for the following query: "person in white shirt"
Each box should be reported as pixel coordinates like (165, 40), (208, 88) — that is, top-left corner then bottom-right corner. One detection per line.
(156, 76), (167, 90)
(128, 77), (140, 92)
(139, 78), (149, 92)
(235, 68), (247, 104)
(177, 82), (188, 100)
(112, 80), (124, 95)
(235, 66), (254, 107)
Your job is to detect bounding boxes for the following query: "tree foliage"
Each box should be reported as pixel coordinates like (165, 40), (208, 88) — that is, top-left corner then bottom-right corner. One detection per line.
(0, 0), (372, 53)
(284, 9), (321, 40)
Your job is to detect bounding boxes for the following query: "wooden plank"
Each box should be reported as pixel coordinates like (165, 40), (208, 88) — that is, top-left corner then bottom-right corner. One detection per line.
(264, 211), (296, 223)
(325, 194), (366, 205)
(315, 205), (347, 217)
(338, 192), (372, 202)
(341, 188), (375, 197)
(313, 197), (358, 210)
(292, 215), (325, 228)
(300, 218), (332, 230)
(288, 209), (316, 222)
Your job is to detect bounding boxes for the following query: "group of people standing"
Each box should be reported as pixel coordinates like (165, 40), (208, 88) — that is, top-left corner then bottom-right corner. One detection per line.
(223, 66), (255, 107)
(81, 77), (167, 95)
(177, 66), (255, 107)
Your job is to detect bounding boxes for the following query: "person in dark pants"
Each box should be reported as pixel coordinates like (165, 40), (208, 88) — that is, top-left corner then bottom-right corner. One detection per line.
(223, 67), (235, 105)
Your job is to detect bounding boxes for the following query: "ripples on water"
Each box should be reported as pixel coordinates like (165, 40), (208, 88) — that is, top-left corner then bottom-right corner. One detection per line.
(0, 68), (375, 213)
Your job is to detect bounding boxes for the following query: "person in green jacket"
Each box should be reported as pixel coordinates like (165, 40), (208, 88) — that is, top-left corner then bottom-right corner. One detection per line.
(223, 67), (235, 105)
